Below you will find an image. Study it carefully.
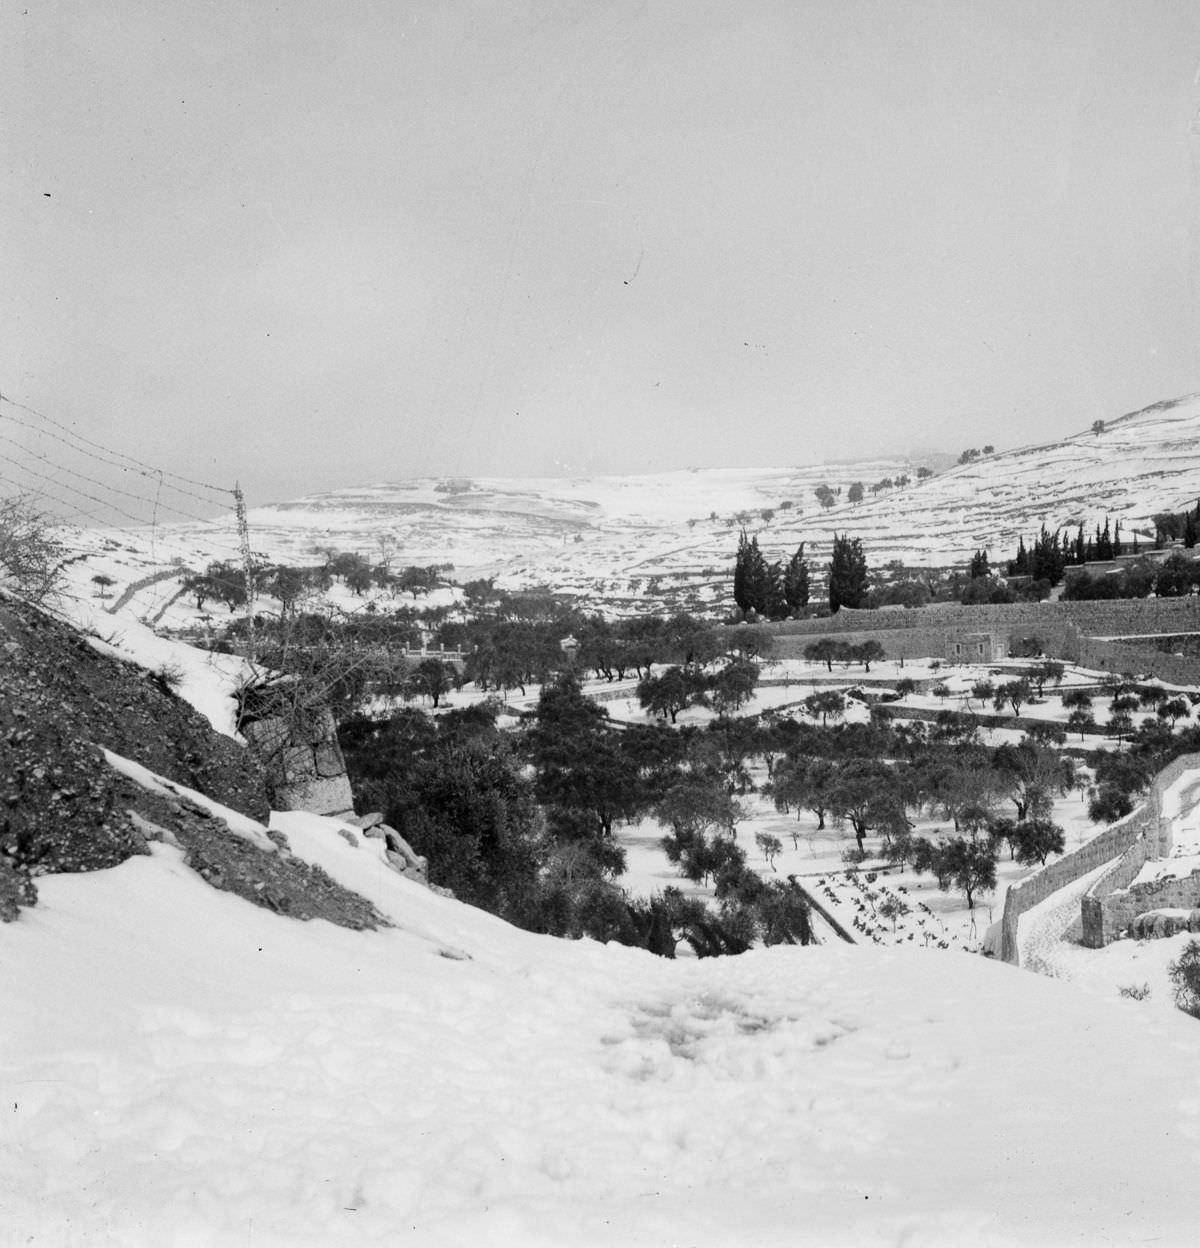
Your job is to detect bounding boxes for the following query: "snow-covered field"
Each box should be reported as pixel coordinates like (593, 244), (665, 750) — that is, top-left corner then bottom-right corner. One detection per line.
(5, 799), (1200, 1247)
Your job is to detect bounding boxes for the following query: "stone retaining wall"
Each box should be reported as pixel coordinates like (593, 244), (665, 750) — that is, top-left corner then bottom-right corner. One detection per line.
(998, 804), (1155, 965)
(998, 752), (1200, 961)
(746, 598), (1200, 684)
(1074, 637), (1200, 686)
(879, 598), (1200, 636)
(764, 626), (960, 662)
(1079, 752), (1200, 947)
(756, 597), (1200, 643)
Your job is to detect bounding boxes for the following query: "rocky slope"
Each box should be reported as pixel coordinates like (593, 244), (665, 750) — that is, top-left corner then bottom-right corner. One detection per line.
(0, 594), (382, 927)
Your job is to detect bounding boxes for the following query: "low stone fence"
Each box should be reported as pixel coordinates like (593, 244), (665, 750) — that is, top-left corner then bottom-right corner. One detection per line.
(106, 567), (182, 614)
(873, 702), (1113, 739)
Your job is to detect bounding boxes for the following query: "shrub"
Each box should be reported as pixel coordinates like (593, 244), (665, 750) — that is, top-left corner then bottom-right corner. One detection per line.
(0, 493), (66, 604)
(153, 660), (186, 693)
(1168, 940), (1200, 1019)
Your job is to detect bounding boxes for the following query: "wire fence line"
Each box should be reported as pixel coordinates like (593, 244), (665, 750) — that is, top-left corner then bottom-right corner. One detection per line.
(0, 392), (233, 498)
(0, 390), (250, 591)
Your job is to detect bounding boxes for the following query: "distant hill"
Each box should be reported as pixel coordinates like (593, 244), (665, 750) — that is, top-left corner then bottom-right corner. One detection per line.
(64, 393), (1200, 621)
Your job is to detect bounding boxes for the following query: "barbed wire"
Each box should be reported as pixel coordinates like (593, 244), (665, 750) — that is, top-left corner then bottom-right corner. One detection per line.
(0, 389), (249, 579)
(0, 433), (229, 525)
(0, 470), (242, 573)
(0, 392), (234, 502)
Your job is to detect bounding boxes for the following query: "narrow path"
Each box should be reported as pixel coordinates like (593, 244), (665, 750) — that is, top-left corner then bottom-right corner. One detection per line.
(1017, 859), (1116, 978)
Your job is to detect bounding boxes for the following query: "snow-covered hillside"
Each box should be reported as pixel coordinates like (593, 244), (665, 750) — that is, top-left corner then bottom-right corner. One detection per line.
(5, 795), (1200, 1247)
(60, 393), (1200, 621)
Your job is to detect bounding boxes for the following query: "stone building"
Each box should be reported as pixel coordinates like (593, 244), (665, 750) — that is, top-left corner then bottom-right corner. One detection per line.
(944, 629), (1008, 663)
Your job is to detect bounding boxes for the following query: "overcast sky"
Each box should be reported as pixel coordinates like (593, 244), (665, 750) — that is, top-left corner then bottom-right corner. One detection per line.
(5, 1), (1200, 509)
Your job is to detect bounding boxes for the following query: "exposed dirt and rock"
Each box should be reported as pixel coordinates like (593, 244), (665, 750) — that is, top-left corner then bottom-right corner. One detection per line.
(0, 595), (383, 929)
(1, 597), (268, 818)
(124, 785), (387, 930)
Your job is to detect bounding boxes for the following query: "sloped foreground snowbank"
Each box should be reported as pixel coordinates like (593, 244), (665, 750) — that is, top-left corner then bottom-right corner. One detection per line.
(3, 810), (1200, 1247)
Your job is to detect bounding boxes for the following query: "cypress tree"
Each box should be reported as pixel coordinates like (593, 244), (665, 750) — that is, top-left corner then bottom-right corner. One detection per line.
(1008, 536), (1029, 576)
(1096, 518), (1113, 561)
(783, 543), (810, 615)
(745, 536), (770, 615)
(1031, 526), (1066, 586)
(733, 530), (751, 615)
(828, 533), (869, 612)
(764, 559), (787, 620)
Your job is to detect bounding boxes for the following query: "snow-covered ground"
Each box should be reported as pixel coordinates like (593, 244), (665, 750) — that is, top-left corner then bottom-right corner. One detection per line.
(5, 797), (1200, 1247)
(9, 584), (1200, 1243)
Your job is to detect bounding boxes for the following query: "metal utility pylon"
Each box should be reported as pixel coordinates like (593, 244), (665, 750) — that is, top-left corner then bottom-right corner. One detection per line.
(233, 481), (258, 660)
